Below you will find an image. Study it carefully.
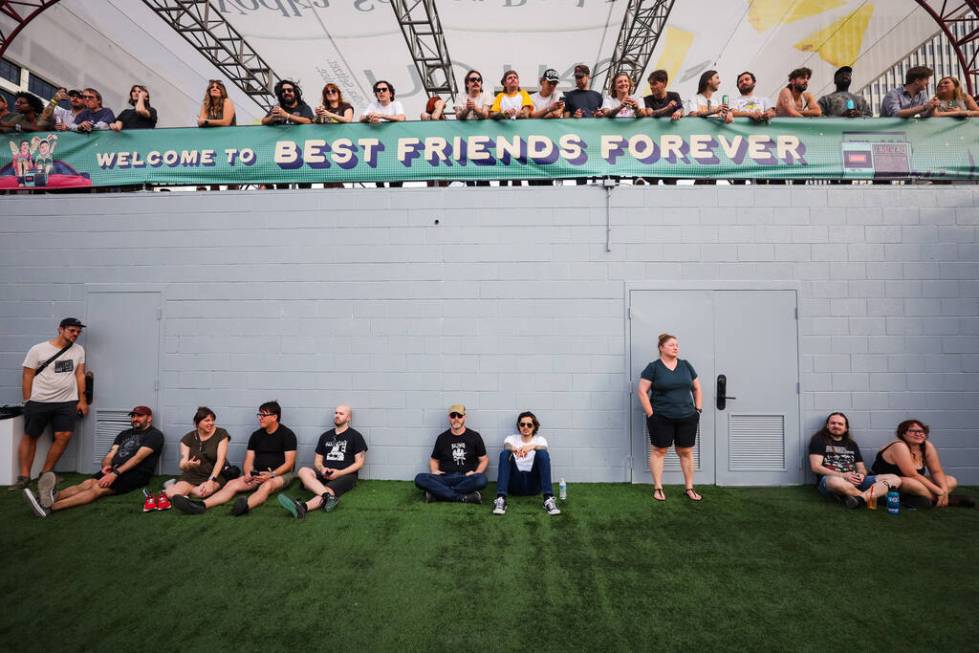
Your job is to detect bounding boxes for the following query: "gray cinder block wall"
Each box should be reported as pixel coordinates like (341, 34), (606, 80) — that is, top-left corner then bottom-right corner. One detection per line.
(0, 185), (976, 483)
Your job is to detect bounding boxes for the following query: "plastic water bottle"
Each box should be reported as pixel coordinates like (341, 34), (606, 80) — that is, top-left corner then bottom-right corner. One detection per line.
(867, 485), (877, 510)
(887, 487), (900, 515)
(846, 98), (855, 111)
(559, 478), (567, 501)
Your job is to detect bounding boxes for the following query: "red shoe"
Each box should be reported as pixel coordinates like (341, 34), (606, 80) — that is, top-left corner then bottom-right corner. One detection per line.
(155, 492), (171, 511)
(143, 492), (158, 512)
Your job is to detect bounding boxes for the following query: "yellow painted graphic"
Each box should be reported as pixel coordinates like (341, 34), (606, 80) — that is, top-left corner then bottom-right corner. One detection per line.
(646, 26), (694, 93)
(748, 0), (847, 32)
(794, 3), (875, 67)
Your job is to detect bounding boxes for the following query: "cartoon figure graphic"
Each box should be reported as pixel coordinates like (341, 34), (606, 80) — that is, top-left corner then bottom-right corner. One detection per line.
(9, 139), (34, 183)
(451, 442), (467, 467)
(32, 135), (57, 185)
(325, 439), (347, 462)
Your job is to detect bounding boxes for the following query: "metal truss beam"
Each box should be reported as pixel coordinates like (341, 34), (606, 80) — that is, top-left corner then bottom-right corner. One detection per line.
(390, 0), (457, 104)
(915, 0), (979, 94)
(596, 0), (675, 94)
(142, 0), (279, 113)
(0, 0), (62, 59)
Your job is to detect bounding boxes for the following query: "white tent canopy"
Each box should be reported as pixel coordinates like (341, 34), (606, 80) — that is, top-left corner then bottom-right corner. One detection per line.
(4, 0), (940, 127)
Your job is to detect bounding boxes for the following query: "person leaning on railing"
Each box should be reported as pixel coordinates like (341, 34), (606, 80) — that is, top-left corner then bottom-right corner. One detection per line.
(932, 76), (979, 118)
(110, 84), (157, 132)
(454, 70), (490, 121)
(360, 80), (406, 124)
(314, 83), (354, 124)
(595, 72), (645, 119)
(197, 79), (236, 127)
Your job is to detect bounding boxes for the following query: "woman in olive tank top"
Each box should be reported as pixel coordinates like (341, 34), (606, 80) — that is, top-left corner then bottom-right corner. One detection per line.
(164, 406), (231, 503)
(871, 419), (958, 508)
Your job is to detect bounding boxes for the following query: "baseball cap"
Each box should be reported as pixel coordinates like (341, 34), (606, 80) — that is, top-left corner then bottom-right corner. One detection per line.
(574, 64), (591, 78)
(128, 405), (152, 416)
(68, 89), (83, 97)
(542, 68), (560, 83)
(448, 403), (466, 416)
(835, 66), (853, 76)
(59, 317), (86, 328)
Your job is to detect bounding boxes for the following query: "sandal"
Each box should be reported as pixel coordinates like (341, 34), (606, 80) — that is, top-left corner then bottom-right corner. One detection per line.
(684, 487), (703, 502)
(653, 487), (666, 502)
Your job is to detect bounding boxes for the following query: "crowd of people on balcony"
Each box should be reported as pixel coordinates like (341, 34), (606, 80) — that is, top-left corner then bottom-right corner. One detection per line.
(2, 63), (978, 135)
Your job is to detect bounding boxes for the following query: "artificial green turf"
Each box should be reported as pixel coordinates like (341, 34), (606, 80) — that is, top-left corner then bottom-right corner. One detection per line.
(2, 478), (977, 653)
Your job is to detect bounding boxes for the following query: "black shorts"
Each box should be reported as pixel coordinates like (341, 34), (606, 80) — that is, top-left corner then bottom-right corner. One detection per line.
(92, 470), (150, 495)
(316, 471), (357, 498)
(24, 400), (77, 437)
(647, 412), (699, 449)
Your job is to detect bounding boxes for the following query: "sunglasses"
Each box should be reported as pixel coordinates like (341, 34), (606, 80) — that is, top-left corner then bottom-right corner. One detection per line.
(519, 422), (534, 428)
(326, 88), (339, 94)
(81, 95), (97, 100)
(449, 412), (464, 419)
(281, 88), (296, 93)
(374, 87), (390, 93)
(467, 77), (482, 83)
(256, 412), (273, 418)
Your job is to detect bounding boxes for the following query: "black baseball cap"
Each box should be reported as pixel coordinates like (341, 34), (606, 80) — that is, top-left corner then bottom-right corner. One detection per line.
(59, 317), (86, 328)
(835, 66), (853, 76)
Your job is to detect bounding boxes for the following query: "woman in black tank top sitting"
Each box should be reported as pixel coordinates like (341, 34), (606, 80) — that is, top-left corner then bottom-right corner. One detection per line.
(871, 419), (964, 509)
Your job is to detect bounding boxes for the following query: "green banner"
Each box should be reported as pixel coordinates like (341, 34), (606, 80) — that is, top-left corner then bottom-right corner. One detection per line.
(3, 118), (977, 189)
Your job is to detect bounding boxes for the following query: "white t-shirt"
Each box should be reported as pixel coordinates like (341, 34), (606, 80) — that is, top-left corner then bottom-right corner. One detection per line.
(530, 91), (562, 114)
(503, 434), (548, 472)
(602, 94), (643, 118)
(688, 93), (723, 116)
(731, 95), (773, 113)
(362, 100), (405, 119)
(23, 341), (85, 402)
(454, 93), (489, 119)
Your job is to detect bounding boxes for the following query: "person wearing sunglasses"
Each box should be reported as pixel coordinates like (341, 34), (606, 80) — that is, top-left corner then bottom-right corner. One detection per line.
(262, 80), (313, 126)
(454, 70), (489, 120)
(872, 419), (972, 508)
(414, 404), (488, 504)
(492, 412), (560, 516)
(72, 88), (115, 132)
(315, 83), (354, 124)
(361, 80), (406, 124)
(173, 401), (297, 516)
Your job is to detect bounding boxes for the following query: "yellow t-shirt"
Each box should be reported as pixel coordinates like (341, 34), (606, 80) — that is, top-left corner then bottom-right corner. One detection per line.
(491, 90), (534, 114)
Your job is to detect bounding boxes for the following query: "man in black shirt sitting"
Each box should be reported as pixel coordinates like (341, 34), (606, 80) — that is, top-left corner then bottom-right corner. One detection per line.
(24, 405), (165, 517)
(414, 404), (488, 504)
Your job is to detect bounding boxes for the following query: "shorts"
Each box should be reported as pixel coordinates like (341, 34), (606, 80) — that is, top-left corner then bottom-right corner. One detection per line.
(817, 474), (877, 498)
(92, 470), (150, 495)
(647, 412), (699, 449)
(24, 400), (77, 437)
(273, 472), (296, 489)
(316, 471), (357, 498)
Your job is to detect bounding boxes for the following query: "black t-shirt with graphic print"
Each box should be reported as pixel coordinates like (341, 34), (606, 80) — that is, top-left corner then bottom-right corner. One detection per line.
(315, 427), (368, 475)
(110, 425), (165, 479)
(808, 433), (863, 480)
(430, 428), (486, 474)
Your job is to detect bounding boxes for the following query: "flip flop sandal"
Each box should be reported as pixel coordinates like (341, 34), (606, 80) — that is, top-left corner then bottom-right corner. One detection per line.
(684, 488), (703, 501)
(653, 487), (667, 502)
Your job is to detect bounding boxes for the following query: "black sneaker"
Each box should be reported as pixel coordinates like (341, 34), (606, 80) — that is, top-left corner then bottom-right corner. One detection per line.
(844, 495), (866, 509)
(8, 475), (29, 492)
(424, 491), (435, 503)
(459, 491), (482, 504)
(321, 494), (339, 512)
(23, 488), (51, 518)
(277, 493), (306, 520)
(172, 495), (206, 515)
(231, 496), (250, 516)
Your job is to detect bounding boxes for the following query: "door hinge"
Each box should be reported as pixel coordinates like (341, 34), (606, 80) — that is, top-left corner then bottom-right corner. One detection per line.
(796, 382), (800, 394)
(627, 306), (632, 320)
(156, 307), (162, 320)
(154, 379), (160, 391)
(794, 307), (798, 319)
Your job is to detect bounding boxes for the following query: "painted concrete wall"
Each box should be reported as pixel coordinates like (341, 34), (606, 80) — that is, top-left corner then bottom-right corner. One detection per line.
(1, 185), (977, 483)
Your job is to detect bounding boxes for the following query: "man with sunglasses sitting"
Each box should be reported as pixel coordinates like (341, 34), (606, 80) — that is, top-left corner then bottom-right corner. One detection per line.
(262, 80), (313, 125)
(361, 80), (406, 124)
(414, 404), (487, 504)
(492, 411), (560, 516)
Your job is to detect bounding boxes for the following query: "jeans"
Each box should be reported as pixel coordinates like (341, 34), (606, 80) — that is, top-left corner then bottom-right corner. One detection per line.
(495, 449), (554, 498)
(414, 471), (488, 501)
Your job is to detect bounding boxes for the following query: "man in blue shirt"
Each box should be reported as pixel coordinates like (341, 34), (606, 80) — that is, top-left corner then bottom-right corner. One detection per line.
(881, 66), (937, 118)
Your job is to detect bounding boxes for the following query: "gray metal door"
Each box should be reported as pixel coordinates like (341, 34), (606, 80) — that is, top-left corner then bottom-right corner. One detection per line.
(629, 289), (801, 486)
(80, 290), (161, 473)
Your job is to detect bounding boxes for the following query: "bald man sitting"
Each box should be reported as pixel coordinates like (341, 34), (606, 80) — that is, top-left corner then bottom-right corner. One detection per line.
(278, 404), (368, 518)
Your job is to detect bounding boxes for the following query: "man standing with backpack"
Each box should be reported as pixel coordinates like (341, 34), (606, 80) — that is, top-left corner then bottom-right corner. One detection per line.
(13, 318), (88, 490)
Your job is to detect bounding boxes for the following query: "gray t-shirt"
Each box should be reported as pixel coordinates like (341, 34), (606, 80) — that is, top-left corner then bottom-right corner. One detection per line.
(640, 359), (698, 419)
(818, 91), (872, 117)
(23, 341), (85, 402)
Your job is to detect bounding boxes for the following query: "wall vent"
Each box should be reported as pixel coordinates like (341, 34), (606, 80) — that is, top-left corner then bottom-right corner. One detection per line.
(729, 414), (785, 471)
(94, 410), (131, 464)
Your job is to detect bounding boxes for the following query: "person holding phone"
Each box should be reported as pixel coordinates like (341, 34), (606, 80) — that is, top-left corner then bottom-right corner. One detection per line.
(173, 401), (297, 516)
(165, 406), (230, 503)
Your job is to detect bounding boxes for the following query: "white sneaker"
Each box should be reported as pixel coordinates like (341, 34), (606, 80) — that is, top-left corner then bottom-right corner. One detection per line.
(23, 488), (51, 518)
(543, 496), (561, 516)
(492, 496), (507, 515)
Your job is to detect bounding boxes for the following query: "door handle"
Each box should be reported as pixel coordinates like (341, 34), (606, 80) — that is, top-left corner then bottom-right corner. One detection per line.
(716, 374), (736, 410)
